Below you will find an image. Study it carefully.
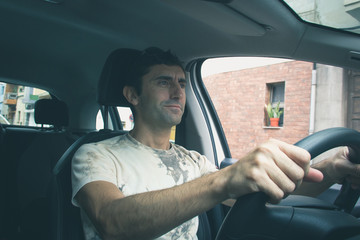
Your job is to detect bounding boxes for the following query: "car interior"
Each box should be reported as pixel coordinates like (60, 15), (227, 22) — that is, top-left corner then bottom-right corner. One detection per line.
(1, 0), (360, 239)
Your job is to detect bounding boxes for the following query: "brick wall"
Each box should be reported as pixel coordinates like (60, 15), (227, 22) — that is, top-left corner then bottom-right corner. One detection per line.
(203, 61), (313, 159)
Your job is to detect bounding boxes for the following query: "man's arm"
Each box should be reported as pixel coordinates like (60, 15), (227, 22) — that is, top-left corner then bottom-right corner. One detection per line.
(75, 171), (228, 240)
(75, 139), (319, 240)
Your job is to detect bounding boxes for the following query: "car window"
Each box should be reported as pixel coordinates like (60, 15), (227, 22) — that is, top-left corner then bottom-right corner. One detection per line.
(283, 0), (360, 35)
(117, 107), (134, 131)
(201, 57), (357, 161)
(96, 107), (133, 131)
(0, 81), (51, 127)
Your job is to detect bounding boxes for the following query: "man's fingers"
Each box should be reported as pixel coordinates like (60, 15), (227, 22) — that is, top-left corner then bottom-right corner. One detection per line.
(273, 139), (311, 167)
(262, 139), (311, 184)
(256, 172), (286, 204)
(270, 139), (325, 185)
(266, 146), (305, 182)
(265, 158), (297, 193)
(304, 167), (323, 183)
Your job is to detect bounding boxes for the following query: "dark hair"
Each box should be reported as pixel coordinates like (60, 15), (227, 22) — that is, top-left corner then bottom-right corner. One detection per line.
(124, 47), (185, 118)
(125, 47), (184, 95)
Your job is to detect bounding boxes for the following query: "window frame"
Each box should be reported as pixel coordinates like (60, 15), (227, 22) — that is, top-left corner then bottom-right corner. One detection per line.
(267, 81), (285, 127)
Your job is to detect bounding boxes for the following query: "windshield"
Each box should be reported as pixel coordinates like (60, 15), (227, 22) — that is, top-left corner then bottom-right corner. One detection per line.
(283, 0), (360, 34)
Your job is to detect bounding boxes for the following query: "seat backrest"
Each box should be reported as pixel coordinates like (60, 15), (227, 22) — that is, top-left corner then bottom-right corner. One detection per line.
(97, 48), (141, 107)
(0, 99), (74, 240)
(51, 48), (140, 240)
(52, 130), (128, 240)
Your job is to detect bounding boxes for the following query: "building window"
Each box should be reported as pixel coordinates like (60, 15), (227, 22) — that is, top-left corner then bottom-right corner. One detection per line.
(266, 82), (285, 126)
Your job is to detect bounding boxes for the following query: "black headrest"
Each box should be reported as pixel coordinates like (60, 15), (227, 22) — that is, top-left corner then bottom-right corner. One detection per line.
(98, 48), (142, 106)
(35, 99), (69, 128)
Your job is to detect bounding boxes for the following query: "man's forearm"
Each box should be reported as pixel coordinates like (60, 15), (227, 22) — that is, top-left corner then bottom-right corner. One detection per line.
(91, 170), (228, 240)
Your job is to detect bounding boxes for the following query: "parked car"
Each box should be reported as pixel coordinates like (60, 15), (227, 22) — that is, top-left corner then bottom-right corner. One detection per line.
(0, 0), (360, 239)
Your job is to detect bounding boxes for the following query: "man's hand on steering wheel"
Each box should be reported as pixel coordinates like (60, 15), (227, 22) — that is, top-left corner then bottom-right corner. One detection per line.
(216, 128), (360, 240)
(319, 147), (360, 189)
(222, 139), (323, 204)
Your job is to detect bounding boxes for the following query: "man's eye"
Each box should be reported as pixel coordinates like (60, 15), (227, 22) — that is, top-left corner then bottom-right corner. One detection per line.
(179, 80), (187, 88)
(159, 80), (169, 86)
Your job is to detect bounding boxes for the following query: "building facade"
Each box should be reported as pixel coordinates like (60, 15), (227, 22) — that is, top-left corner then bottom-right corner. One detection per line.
(203, 61), (354, 160)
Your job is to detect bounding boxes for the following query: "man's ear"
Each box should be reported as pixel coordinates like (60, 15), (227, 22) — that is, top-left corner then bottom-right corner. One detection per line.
(123, 86), (139, 106)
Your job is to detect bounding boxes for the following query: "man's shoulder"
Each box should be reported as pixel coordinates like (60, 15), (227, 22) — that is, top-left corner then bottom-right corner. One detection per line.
(75, 133), (130, 153)
(172, 144), (204, 161)
(95, 133), (129, 145)
(172, 143), (192, 154)
(172, 144), (217, 174)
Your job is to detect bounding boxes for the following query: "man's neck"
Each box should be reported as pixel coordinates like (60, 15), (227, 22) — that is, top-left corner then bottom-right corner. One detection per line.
(130, 125), (172, 150)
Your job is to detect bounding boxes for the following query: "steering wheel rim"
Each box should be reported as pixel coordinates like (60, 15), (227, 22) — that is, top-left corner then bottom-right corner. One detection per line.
(216, 127), (360, 240)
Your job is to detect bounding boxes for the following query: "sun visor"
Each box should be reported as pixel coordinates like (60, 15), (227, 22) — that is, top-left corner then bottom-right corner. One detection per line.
(161, 0), (266, 36)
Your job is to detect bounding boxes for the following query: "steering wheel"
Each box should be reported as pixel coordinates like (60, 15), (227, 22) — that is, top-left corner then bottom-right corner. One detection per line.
(215, 127), (360, 240)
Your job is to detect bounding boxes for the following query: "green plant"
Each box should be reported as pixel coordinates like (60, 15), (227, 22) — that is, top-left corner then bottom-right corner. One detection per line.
(265, 101), (283, 119)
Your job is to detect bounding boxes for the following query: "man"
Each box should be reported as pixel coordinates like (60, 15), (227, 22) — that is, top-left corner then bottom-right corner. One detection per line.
(72, 47), (360, 240)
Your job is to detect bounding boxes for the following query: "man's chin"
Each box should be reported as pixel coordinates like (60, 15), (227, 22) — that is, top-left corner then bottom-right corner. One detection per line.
(167, 116), (183, 127)
(170, 117), (182, 125)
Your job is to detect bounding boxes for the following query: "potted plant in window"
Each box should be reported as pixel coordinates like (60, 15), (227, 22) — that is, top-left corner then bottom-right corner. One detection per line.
(265, 101), (283, 127)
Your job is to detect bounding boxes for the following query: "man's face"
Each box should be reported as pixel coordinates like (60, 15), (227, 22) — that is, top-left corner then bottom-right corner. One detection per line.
(135, 64), (186, 129)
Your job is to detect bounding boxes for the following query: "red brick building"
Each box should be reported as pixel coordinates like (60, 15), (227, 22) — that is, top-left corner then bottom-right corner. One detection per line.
(203, 61), (314, 159)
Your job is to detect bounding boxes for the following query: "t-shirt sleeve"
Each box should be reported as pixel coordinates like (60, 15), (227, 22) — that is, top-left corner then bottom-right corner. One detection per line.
(71, 143), (117, 207)
(188, 150), (218, 176)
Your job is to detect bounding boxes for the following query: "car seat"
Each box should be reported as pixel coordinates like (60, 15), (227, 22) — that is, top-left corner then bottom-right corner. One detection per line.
(51, 48), (138, 240)
(52, 48), (222, 240)
(0, 98), (75, 240)
(34, 98), (69, 130)
(16, 99), (76, 240)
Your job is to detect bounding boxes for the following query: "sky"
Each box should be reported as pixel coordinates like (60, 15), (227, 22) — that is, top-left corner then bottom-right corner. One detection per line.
(201, 57), (292, 77)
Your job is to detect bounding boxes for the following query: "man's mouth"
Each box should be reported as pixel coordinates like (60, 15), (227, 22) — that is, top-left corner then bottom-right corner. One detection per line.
(165, 104), (181, 109)
(164, 103), (183, 111)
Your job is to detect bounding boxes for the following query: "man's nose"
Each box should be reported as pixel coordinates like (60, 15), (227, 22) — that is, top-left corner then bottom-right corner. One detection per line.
(170, 82), (184, 98)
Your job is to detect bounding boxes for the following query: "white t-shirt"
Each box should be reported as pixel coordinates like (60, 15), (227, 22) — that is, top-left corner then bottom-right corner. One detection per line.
(72, 133), (218, 240)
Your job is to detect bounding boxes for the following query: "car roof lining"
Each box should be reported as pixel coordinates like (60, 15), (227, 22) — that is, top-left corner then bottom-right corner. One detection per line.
(0, 1), (305, 80)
